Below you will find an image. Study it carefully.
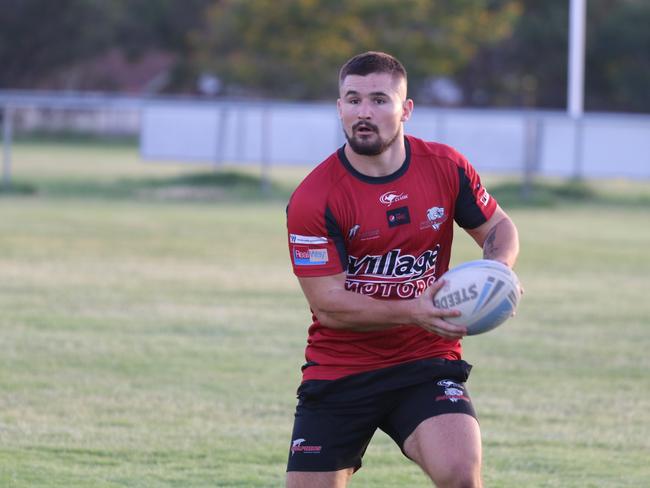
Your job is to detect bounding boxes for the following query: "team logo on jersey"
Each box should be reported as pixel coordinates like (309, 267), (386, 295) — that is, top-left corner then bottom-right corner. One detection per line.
(379, 191), (408, 207)
(425, 206), (447, 230)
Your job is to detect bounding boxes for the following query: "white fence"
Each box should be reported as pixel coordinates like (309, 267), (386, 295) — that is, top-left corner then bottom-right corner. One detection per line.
(139, 100), (650, 179)
(2, 90), (650, 188)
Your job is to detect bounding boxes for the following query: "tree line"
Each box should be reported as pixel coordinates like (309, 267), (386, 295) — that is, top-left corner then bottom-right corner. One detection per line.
(1, 0), (648, 112)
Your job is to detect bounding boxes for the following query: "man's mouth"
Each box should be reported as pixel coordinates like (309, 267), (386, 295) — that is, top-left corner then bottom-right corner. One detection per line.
(354, 124), (377, 135)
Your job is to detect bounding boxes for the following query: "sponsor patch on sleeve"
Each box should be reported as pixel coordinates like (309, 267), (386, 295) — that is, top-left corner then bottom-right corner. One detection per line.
(293, 246), (329, 266)
(478, 188), (490, 207)
(289, 234), (329, 245)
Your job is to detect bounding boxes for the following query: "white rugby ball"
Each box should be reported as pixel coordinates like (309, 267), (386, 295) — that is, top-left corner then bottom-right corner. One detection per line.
(433, 259), (520, 335)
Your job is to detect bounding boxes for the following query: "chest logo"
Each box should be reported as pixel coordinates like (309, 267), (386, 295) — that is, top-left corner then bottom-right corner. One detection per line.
(380, 191), (408, 207)
(387, 206), (411, 228)
(347, 224), (361, 240)
(426, 206), (447, 231)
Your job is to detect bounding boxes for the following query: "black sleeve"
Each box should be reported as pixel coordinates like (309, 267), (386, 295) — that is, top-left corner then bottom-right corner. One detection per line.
(325, 205), (348, 270)
(454, 165), (496, 229)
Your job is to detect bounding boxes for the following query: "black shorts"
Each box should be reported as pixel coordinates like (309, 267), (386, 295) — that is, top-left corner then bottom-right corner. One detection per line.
(286, 358), (476, 473)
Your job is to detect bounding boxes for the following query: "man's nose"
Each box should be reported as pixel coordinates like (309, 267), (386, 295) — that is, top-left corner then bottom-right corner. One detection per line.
(357, 100), (373, 119)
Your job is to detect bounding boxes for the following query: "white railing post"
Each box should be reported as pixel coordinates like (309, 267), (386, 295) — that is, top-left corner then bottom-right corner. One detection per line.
(2, 104), (13, 189)
(568, 0), (587, 178)
(260, 104), (271, 194)
(522, 115), (542, 200)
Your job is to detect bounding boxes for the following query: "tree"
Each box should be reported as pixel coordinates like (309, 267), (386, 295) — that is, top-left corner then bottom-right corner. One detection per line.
(458, 0), (650, 112)
(0, 0), (116, 88)
(3, 0), (647, 111)
(587, 0), (650, 112)
(190, 0), (521, 99)
(0, 0), (211, 90)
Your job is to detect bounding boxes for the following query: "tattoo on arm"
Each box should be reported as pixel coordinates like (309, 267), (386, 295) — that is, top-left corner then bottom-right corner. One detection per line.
(483, 225), (499, 259)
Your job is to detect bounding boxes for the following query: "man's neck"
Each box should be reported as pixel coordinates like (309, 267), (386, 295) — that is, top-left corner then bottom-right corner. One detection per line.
(344, 135), (406, 177)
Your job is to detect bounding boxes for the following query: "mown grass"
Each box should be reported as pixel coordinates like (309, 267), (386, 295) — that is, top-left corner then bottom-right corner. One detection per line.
(0, 139), (649, 487)
(4, 139), (650, 207)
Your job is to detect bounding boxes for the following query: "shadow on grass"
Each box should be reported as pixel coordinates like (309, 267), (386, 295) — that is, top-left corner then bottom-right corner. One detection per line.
(0, 182), (38, 196)
(490, 179), (650, 208)
(3, 170), (295, 203)
(4, 170), (650, 208)
(15, 132), (138, 148)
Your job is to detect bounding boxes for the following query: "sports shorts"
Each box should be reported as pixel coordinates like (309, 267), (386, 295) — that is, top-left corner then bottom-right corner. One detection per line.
(286, 357), (476, 473)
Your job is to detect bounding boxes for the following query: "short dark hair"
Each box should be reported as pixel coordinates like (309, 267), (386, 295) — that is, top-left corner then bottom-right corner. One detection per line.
(339, 51), (407, 86)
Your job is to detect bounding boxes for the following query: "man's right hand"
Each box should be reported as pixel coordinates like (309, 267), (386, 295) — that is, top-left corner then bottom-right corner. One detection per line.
(411, 280), (467, 340)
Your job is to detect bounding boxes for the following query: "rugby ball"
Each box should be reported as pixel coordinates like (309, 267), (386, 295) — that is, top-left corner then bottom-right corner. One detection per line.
(433, 259), (520, 335)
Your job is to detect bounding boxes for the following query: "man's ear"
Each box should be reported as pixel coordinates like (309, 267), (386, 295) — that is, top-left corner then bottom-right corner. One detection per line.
(401, 99), (414, 122)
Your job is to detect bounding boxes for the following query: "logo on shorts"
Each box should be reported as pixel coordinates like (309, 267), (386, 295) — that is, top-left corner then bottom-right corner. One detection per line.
(291, 438), (322, 456)
(435, 379), (470, 403)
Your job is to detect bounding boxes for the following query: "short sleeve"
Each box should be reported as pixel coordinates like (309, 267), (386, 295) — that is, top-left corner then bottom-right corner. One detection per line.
(453, 155), (498, 229)
(286, 191), (347, 278)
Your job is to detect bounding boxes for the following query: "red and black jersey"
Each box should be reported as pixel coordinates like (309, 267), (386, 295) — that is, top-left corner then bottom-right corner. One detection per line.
(287, 135), (497, 381)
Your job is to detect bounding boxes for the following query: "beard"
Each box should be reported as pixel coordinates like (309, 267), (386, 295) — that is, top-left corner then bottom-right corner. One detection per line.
(344, 122), (401, 156)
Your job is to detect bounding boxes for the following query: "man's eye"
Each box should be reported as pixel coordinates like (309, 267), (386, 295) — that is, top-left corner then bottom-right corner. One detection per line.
(349, 99), (360, 104)
(374, 98), (386, 104)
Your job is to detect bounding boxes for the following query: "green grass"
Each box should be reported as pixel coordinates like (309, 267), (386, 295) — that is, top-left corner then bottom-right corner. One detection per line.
(1, 140), (649, 486)
(1, 140), (304, 201)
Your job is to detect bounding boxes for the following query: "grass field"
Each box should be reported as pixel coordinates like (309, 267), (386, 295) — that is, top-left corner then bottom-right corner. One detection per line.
(1, 140), (649, 487)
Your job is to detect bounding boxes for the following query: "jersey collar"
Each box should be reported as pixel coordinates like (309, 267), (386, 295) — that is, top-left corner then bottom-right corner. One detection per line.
(337, 136), (411, 184)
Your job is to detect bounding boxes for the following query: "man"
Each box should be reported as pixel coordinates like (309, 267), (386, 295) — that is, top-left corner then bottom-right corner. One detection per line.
(285, 51), (520, 488)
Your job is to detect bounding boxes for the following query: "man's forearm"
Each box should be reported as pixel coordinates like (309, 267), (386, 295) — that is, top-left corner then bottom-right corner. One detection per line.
(312, 288), (415, 331)
(482, 217), (519, 268)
